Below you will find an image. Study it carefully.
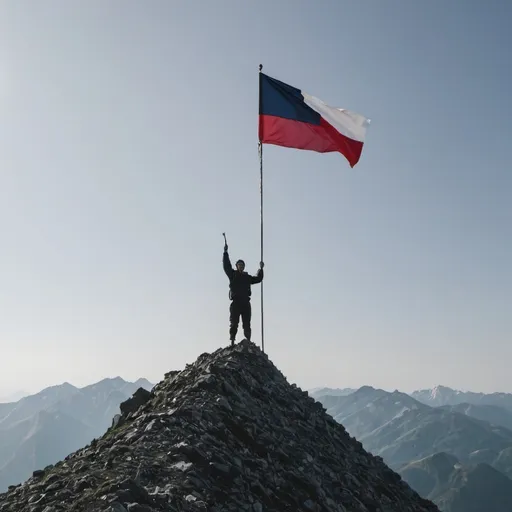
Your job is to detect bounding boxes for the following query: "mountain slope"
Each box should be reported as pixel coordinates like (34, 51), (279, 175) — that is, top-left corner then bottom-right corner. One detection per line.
(44, 377), (154, 433)
(316, 386), (512, 473)
(315, 387), (512, 511)
(400, 453), (512, 512)
(360, 405), (512, 469)
(0, 341), (439, 512)
(321, 386), (428, 440)
(493, 446), (512, 479)
(0, 377), (154, 492)
(0, 382), (79, 429)
(399, 452), (460, 499)
(0, 409), (95, 491)
(439, 402), (512, 431)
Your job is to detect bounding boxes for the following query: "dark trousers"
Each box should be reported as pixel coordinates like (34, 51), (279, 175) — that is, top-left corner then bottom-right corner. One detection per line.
(229, 299), (251, 341)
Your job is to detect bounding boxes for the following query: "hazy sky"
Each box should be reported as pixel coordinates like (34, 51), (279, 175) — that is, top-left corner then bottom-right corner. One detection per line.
(0, 1), (510, 396)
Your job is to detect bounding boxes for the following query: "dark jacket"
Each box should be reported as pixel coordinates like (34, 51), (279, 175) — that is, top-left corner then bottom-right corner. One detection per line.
(223, 251), (263, 301)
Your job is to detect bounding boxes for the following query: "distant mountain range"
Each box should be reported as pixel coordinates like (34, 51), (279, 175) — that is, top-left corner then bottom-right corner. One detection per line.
(313, 385), (512, 512)
(4, 377), (512, 510)
(411, 385), (512, 411)
(401, 453), (512, 512)
(308, 387), (356, 399)
(0, 377), (153, 492)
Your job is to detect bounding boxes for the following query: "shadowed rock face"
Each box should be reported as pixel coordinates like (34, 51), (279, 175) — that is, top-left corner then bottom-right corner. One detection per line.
(0, 341), (439, 512)
(119, 388), (152, 417)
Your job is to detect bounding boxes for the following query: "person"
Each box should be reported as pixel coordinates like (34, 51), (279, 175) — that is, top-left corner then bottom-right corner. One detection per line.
(223, 241), (264, 346)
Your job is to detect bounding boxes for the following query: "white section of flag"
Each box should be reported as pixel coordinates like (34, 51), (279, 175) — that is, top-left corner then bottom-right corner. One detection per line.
(302, 91), (370, 143)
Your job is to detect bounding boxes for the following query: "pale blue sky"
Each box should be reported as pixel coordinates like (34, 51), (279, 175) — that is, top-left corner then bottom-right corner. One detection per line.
(0, 1), (510, 396)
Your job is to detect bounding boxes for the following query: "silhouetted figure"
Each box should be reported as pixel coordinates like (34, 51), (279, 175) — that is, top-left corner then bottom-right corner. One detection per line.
(223, 243), (263, 345)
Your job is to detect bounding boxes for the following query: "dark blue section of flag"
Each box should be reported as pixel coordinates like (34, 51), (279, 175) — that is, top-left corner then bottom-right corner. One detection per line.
(259, 73), (320, 125)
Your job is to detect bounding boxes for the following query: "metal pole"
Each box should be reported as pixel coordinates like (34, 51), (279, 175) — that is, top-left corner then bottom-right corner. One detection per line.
(258, 64), (264, 353)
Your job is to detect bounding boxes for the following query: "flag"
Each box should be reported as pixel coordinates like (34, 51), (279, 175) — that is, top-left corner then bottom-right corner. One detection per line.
(258, 73), (370, 167)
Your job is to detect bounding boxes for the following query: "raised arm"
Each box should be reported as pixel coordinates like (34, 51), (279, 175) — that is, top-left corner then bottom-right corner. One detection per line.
(250, 262), (264, 284)
(223, 250), (234, 278)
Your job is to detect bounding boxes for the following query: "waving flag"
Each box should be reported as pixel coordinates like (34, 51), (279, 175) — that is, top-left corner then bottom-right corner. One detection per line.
(258, 73), (369, 167)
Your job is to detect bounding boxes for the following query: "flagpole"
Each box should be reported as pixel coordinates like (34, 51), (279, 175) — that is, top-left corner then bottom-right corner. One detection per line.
(258, 63), (265, 354)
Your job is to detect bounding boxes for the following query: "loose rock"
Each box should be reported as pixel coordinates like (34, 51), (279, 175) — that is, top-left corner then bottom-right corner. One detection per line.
(0, 340), (439, 512)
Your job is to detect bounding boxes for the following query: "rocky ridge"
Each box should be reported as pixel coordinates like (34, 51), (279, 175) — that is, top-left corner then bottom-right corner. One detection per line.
(0, 341), (439, 512)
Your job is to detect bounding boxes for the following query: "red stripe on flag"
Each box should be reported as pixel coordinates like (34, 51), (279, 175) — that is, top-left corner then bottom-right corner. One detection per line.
(259, 114), (363, 168)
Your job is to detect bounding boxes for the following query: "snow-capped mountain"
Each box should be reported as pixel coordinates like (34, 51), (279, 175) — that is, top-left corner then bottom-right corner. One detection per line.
(411, 386), (512, 411)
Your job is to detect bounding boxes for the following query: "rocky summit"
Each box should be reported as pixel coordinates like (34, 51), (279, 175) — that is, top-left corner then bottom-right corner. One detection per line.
(0, 341), (439, 512)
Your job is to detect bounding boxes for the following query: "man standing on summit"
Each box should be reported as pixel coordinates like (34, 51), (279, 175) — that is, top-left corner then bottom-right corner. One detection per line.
(223, 240), (263, 346)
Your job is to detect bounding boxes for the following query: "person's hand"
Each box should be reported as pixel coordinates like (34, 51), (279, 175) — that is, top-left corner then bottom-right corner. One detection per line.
(260, 261), (264, 269)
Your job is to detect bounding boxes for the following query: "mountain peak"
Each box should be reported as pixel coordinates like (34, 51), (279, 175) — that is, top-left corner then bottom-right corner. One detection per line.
(430, 385), (456, 397)
(133, 377), (154, 390)
(358, 385), (376, 392)
(0, 340), (439, 511)
(86, 376), (126, 387)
